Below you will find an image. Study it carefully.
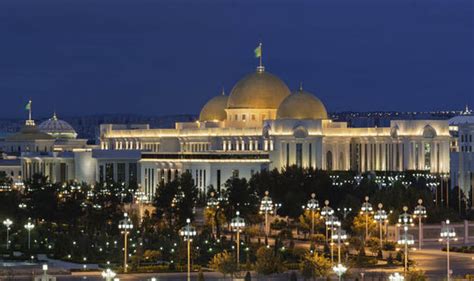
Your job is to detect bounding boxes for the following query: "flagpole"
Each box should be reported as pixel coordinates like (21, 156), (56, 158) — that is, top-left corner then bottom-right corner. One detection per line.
(28, 100), (32, 121)
(259, 43), (263, 67)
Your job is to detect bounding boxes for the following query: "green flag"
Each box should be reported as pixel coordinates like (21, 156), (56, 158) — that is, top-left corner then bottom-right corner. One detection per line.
(254, 44), (262, 58)
(25, 101), (31, 111)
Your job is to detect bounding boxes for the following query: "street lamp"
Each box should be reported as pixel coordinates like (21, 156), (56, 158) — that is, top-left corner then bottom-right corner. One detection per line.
(206, 191), (220, 237)
(24, 218), (34, 250)
(337, 207), (352, 220)
(180, 218), (197, 281)
(332, 263), (347, 281)
(230, 211), (245, 269)
(388, 273), (405, 281)
(354, 175), (363, 185)
(303, 193), (319, 236)
(321, 200), (334, 242)
(360, 196), (373, 241)
(101, 268), (117, 281)
(331, 225), (348, 264)
(397, 206), (414, 274)
(413, 199), (427, 250)
(118, 213), (133, 273)
(374, 203), (387, 249)
(134, 190), (149, 223)
(326, 214), (340, 265)
(3, 218), (12, 250)
(259, 191), (273, 241)
(439, 219), (457, 281)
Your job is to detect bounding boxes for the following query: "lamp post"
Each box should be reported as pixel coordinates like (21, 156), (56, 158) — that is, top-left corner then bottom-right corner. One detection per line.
(332, 263), (347, 281)
(134, 190), (149, 223)
(326, 214), (340, 265)
(259, 191), (273, 242)
(180, 218), (197, 281)
(374, 203), (387, 249)
(230, 211), (245, 269)
(360, 196), (373, 241)
(440, 173), (449, 208)
(337, 207), (352, 220)
(331, 225), (348, 264)
(321, 200), (334, 243)
(118, 213), (133, 273)
(413, 199), (427, 249)
(439, 219), (457, 281)
(206, 191), (220, 237)
(3, 218), (12, 250)
(354, 175), (364, 185)
(304, 193), (319, 236)
(397, 206), (414, 274)
(24, 218), (34, 250)
(101, 268), (117, 281)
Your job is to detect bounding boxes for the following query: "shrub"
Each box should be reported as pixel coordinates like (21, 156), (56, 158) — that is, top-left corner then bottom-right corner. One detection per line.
(255, 246), (285, 275)
(396, 251), (403, 262)
(208, 250), (237, 278)
(300, 252), (331, 279)
(387, 253), (394, 265)
(244, 271), (252, 281)
(377, 249), (383, 259)
(406, 269), (426, 281)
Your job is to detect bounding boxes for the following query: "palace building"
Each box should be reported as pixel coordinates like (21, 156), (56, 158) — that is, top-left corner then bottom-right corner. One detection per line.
(99, 63), (451, 199)
(0, 56), (455, 201)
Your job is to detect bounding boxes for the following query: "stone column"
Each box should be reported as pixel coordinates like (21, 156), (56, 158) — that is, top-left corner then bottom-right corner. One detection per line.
(464, 220), (469, 244)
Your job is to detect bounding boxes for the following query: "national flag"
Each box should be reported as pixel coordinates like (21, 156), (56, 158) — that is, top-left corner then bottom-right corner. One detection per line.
(254, 44), (262, 58)
(25, 101), (31, 111)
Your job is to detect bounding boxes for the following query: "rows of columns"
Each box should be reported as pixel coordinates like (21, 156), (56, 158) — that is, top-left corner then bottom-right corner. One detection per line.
(222, 138), (273, 151)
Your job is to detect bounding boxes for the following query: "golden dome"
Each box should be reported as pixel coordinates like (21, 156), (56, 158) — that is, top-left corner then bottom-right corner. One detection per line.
(227, 70), (290, 109)
(199, 92), (229, 121)
(276, 87), (328, 120)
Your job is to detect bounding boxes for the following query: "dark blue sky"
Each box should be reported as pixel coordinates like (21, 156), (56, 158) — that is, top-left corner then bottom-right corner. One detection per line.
(0, 0), (473, 118)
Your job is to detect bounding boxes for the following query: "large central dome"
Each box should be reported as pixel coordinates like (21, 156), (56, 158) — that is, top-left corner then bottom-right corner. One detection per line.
(227, 70), (291, 109)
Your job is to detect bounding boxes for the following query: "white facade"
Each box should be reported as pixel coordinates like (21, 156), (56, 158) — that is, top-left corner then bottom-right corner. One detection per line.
(450, 115), (474, 206)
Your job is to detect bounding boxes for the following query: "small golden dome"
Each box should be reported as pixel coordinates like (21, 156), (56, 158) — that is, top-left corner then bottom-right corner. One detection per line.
(227, 70), (290, 109)
(199, 92), (229, 122)
(276, 87), (328, 120)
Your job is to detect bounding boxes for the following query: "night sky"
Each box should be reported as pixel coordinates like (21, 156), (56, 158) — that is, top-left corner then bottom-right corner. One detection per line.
(0, 0), (472, 118)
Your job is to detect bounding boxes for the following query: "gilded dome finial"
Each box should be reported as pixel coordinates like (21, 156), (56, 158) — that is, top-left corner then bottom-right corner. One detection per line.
(52, 111), (58, 120)
(221, 87), (226, 96)
(299, 82), (303, 92)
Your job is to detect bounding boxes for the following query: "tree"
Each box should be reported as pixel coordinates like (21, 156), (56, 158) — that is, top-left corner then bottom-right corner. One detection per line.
(154, 172), (198, 228)
(223, 177), (259, 223)
(208, 251), (237, 279)
(255, 246), (284, 275)
(300, 252), (331, 280)
(351, 212), (377, 240)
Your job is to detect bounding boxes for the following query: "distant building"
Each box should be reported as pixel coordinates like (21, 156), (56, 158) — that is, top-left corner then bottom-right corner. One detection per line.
(449, 109), (474, 206)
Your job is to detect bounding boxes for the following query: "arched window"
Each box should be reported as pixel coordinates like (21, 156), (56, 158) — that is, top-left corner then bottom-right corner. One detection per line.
(326, 151), (333, 171)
